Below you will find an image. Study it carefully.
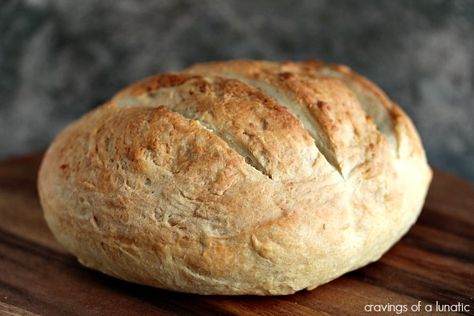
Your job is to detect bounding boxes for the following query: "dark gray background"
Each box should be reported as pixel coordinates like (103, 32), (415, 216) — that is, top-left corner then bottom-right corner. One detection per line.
(1, 0), (473, 181)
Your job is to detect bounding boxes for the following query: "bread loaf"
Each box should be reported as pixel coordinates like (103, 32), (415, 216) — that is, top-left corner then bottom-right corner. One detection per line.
(38, 60), (432, 295)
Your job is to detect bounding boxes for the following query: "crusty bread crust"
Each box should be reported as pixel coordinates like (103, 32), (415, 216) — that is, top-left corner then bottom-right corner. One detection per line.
(38, 60), (432, 295)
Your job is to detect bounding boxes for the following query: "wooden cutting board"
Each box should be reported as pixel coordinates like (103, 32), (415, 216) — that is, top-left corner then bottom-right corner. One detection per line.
(0, 153), (472, 316)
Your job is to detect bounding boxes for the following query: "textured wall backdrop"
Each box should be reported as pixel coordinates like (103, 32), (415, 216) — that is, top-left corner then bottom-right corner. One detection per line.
(1, 0), (473, 180)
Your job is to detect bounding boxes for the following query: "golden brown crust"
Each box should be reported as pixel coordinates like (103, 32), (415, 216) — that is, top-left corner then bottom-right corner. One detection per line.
(185, 60), (393, 178)
(113, 73), (320, 180)
(38, 59), (432, 295)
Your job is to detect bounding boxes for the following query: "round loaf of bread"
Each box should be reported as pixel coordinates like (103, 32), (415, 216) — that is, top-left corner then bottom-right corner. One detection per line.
(38, 60), (432, 295)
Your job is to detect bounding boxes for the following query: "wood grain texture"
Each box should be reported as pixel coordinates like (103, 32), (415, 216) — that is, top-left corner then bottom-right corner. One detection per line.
(0, 153), (472, 316)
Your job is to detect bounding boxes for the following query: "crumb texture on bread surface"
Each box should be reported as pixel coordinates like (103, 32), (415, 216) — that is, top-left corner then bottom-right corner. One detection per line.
(38, 60), (432, 295)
